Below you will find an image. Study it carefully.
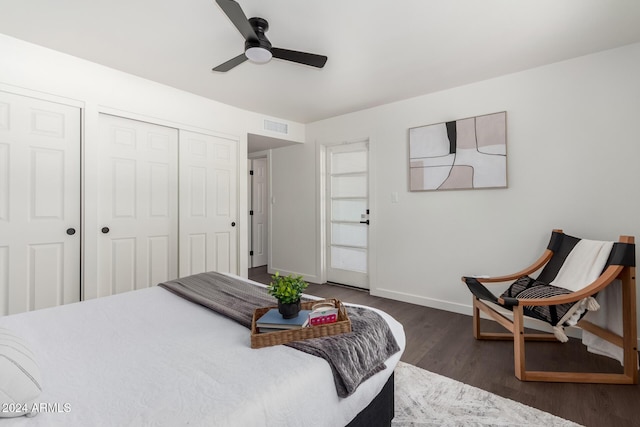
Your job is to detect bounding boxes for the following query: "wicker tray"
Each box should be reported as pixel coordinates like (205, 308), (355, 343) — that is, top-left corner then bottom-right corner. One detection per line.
(250, 298), (351, 349)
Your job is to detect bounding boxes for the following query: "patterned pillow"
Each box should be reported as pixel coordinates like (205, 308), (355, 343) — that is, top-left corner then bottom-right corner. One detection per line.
(500, 276), (576, 326)
(0, 328), (42, 418)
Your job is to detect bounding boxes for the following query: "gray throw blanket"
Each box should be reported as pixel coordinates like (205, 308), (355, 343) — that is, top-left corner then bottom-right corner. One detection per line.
(158, 271), (400, 397)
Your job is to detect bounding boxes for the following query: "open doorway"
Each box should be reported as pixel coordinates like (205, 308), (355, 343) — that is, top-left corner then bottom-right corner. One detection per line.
(247, 133), (299, 270)
(248, 157), (268, 267)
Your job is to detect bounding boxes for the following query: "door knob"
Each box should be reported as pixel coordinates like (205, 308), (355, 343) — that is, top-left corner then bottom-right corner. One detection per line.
(101, 227), (110, 234)
(66, 228), (76, 235)
(231, 222), (236, 227)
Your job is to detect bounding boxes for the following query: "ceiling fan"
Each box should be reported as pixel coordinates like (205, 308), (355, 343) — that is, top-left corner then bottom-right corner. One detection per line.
(212, 0), (328, 72)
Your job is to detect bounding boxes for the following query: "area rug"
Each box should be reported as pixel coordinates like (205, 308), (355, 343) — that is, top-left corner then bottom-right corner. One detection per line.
(392, 362), (582, 426)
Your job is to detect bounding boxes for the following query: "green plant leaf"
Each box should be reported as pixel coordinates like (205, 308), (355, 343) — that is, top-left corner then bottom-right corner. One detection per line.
(267, 271), (308, 304)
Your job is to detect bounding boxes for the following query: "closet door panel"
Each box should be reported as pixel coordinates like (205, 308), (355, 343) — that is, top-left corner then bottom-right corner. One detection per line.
(0, 144), (9, 220)
(29, 243), (64, 311)
(188, 233), (207, 274)
(179, 130), (238, 276)
(97, 114), (178, 296)
(0, 91), (81, 315)
(148, 235), (170, 286)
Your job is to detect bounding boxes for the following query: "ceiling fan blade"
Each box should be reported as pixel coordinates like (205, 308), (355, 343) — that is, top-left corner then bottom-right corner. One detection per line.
(215, 0), (258, 41)
(212, 53), (248, 72)
(271, 48), (327, 68)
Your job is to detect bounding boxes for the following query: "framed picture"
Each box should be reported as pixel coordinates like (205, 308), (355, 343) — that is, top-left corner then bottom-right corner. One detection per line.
(409, 111), (507, 191)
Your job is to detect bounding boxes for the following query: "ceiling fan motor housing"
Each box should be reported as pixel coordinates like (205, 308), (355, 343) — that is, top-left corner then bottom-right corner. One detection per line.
(244, 17), (272, 62)
(246, 18), (271, 48)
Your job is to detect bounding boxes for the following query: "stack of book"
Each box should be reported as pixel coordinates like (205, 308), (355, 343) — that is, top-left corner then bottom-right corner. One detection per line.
(256, 309), (312, 333)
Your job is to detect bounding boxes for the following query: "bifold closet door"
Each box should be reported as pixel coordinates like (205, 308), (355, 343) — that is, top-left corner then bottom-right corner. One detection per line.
(97, 114), (178, 296)
(179, 130), (238, 276)
(0, 91), (81, 315)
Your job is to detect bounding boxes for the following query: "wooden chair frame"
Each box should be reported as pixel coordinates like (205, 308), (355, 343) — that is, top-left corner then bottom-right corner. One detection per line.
(463, 230), (638, 384)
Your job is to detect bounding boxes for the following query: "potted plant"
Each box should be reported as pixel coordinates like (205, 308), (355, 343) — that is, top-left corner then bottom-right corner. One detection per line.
(267, 272), (308, 319)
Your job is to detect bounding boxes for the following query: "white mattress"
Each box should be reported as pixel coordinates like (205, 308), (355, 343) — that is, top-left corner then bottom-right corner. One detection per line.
(0, 276), (405, 426)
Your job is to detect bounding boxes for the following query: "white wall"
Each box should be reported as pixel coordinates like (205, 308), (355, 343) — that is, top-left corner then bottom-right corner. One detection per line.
(271, 42), (640, 329)
(269, 143), (319, 279)
(0, 33), (305, 299)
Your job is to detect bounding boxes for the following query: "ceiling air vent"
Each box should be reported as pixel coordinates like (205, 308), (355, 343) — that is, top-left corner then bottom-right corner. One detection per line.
(264, 119), (288, 135)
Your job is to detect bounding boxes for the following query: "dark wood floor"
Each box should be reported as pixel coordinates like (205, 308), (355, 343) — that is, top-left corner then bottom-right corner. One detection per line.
(249, 266), (640, 427)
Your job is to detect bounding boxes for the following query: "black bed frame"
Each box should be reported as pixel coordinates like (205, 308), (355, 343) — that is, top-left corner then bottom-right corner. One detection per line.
(346, 372), (395, 427)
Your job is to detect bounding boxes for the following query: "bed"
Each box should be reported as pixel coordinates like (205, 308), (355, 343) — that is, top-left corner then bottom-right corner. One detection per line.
(0, 273), (405, 426)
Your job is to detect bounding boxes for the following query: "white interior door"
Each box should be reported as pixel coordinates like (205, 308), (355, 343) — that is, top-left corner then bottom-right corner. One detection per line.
(326, 142), (369, 288)
(247, 159), (252, 267)
(97, 114), (178, 296)
(0, 91), (81, 315)
(250, 157), (268, 267)
(179, 130), (237, 276)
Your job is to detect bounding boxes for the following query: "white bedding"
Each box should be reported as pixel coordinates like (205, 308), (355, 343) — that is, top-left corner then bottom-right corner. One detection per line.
(0, 276), (405, 426)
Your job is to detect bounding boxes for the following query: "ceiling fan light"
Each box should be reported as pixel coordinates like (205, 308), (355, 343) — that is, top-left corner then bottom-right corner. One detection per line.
(245, 47), (272, 64)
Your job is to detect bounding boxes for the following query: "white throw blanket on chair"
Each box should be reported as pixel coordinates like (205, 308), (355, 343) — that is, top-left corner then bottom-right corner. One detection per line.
(550, 239), (613, 293)
(548, 239), (613, 341)
(550, 239), (637, 368)
(581, 280), (637, 367)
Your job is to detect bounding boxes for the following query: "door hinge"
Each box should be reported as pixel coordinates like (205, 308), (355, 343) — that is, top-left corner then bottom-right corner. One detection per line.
(249, 170), (254, 175)
(249, 210), (253, 215)
(250, 250), (254, 256)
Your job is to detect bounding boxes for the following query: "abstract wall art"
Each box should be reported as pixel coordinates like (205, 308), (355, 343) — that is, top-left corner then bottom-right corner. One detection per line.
(408, 111), (507, 191)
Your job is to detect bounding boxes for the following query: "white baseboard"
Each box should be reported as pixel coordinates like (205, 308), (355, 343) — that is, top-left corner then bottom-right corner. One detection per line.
(306, 285), (640, 350)
(370, 287), (632, 342)
(267, 267), (321, 285)
(376, 288), (640, 349)
(372, 287), (472, 316)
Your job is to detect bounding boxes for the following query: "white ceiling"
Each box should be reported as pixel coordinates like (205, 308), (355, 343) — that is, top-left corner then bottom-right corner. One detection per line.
(2, 0), (640, 124)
